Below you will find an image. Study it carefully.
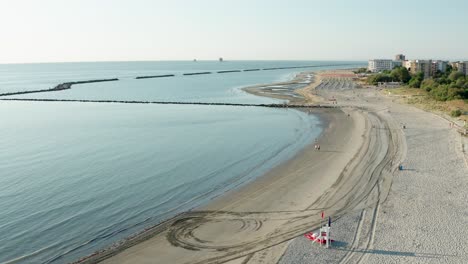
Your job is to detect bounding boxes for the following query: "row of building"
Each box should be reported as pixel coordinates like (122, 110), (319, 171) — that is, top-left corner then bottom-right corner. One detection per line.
(368, 54), (468, 78)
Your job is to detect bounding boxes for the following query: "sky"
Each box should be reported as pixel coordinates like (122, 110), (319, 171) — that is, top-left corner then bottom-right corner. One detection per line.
(0, 0), (467, 63)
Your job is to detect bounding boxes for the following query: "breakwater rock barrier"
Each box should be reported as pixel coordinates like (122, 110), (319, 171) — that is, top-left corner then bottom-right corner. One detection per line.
(134, 63), (357, 79)
(135, 75), (175, 79)
(0, 98), (335, 109)
(0, 78), (119, 97)
(183, 72), (212, 76)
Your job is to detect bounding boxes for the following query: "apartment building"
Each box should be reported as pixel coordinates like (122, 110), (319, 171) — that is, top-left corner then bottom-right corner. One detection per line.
(406, 60), (433, 78)
(368, 59), (402, 73)
(456, 62), (468, 75)
(435, 61), (448, 73)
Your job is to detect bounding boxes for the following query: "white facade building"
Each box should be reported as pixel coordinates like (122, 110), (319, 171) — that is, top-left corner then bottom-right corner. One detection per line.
(392, 60), (403, 68)
(368, 59), (402, 73)
(435, 61), (448, 73)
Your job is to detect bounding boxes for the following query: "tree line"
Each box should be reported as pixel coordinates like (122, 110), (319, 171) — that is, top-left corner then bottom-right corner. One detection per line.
(364, 66), (468, 101)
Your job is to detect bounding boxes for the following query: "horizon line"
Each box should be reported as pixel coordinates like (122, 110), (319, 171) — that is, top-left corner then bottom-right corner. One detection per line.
(0, 59), (371, 65)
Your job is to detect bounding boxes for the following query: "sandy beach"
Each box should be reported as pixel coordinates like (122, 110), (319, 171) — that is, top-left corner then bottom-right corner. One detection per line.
(73, 71), (371, 263)
(280, 72), (468, 264)
(75, 70), (467, 264)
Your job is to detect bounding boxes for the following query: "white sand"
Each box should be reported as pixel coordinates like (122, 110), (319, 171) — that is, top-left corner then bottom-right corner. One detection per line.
(280, 76), (468, 264)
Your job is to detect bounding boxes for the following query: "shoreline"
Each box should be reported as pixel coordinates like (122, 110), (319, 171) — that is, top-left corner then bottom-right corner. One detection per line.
(242, 71), (321, 104)
(76, 70), (372, 264)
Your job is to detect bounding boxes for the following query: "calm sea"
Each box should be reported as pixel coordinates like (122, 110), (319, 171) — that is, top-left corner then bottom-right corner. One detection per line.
(0, 61), (364, 263)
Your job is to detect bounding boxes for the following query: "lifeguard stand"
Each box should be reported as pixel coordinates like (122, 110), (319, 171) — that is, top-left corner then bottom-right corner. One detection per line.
(304, 216), (333, 248)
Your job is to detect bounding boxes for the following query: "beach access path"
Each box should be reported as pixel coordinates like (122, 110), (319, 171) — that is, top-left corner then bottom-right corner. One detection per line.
(280, 73), (468, 264)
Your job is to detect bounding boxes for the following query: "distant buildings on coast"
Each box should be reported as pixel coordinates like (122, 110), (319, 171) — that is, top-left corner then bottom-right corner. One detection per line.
(368, 54), (468, 77)
(368, 59), (402, 73)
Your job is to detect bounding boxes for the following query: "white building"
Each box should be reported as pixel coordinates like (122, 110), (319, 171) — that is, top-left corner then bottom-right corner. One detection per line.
(403, 60), (412, 70)
(435, 61), (448, 73)
(368, 59), (402, 73)
(392, 60), (403, 68)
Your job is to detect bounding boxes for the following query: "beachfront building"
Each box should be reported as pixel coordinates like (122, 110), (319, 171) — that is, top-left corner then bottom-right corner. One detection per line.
(434, 60), (448, 73)
(456, 61), (468, 75)
(429, 61), (448, 75)
(368, 59), (392, 73)
(403, 60), (412, 69)
(392, 60), (403, 68)
(368, 59), (402, 73)
(450, 61), (459, 69)
(406, 60), (433, 78)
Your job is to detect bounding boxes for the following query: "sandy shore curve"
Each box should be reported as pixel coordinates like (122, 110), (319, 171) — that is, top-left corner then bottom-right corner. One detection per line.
(75, 70), (401, 264)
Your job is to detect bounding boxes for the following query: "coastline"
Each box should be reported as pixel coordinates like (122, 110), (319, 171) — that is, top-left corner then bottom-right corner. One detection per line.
(10, 61), (464, 263)
(75, 70), (372, 264)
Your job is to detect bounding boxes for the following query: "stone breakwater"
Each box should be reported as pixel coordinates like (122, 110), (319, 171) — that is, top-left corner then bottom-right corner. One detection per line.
(135, 74), (175, 79)
(0, 63), (357, 98)
(0, 98), (335, 108)
(183, 72), (212, 76)
(133, 63), (356, 79)
(217, 70), (242, 73)
(0, 78), (119, 97)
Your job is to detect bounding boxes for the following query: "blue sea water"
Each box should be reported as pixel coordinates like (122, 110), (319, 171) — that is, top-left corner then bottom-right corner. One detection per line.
(0, 61), (364, 263)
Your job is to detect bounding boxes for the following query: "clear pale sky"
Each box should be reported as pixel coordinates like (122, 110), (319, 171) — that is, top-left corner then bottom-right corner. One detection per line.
(1, 0), (467, 63)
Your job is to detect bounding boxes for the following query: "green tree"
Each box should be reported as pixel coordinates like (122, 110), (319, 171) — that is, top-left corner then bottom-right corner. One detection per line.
(446, 64), (453, 74)
(408, 71), (424, 88)
(391, 67), (411, 83)
(449, 71), (465, 82)
(451, 109), (462, 117)
(408, 78), (421, 88)
(416, 71), (424, 80)
(367, 73), (393, 85)
(455, 78), (466, 88)
(354, 68), (368, 74)
(421, 79), (437, 92)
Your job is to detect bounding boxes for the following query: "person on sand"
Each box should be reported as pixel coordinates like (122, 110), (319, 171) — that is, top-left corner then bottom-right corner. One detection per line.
(317, 144), (320, 151)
